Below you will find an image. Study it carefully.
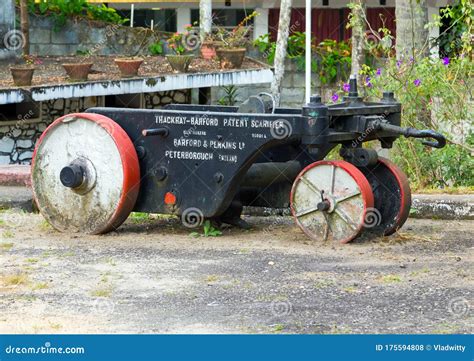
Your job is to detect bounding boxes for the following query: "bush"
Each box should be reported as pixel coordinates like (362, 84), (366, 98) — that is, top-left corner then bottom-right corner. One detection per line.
(27, 0), (128, 30)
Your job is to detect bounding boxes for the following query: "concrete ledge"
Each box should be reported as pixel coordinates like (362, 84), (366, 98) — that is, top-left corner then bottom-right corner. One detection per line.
(0, 186), (34, 212)
(411, 194), (474, 220)
(0, 164), (471, 220)
(0, 165), (31, 187)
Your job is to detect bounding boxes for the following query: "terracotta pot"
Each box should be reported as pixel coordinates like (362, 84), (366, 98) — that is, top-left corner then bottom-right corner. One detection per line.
(62, 63), (93, 81)
(114, 58), (143, 78)
(10, 67), (35, 87)
(216, 48), (246, 70)
(166, 55), (194, 73)
(200, 42), (217, 60)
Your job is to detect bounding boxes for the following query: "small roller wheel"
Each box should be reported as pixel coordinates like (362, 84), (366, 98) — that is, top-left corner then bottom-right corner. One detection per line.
(358, 157), (412, 236)
(32, 113), (140, 234)
(290, 160), (374, 243)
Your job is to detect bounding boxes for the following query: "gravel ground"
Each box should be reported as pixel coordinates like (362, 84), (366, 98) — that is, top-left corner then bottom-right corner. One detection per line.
(0, 210), (472, 334)
(0, 56), (262, 89)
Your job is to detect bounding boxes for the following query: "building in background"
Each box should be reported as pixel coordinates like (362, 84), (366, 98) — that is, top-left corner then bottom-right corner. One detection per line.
(92, 0), (445, 50)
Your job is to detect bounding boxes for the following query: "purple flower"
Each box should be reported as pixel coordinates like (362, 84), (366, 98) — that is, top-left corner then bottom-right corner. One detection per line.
(443, 57), (450, 66)
(376, 68), (381, 76)
(343, 83), (350, 92)
(332, 93), (339, 102)
(396, 60), (402, 68)
(365, 76), (372, 87)
(414, 79), (421, 87)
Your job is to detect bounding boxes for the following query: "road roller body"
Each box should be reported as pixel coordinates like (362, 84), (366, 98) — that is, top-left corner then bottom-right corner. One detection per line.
(31, 78), (446, 242)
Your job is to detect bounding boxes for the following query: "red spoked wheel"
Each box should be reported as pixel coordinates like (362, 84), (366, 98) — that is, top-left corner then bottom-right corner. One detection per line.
(31, 113), (140, 234)
(290, 160), (374, 243)
(358, 157), (412, 236)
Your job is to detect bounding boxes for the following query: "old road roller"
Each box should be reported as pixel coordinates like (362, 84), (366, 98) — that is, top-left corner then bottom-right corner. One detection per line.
(31, 78), (446, 243)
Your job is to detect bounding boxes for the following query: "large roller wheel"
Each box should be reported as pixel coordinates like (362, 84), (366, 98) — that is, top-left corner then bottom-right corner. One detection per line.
(31, 113), (140, 234)
(290, 160), (374, 243)
(358, 157), (412, 236)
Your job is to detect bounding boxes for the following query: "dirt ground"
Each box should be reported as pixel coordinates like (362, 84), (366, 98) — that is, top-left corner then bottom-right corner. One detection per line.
(0, 56), (262, 89)
(0, 210), (472, 334)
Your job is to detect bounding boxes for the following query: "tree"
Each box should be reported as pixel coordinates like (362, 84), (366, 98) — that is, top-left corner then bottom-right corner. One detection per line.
(19, 0), (29, 55)
(199, 0), (212, 43)
(271, 0), (293, 106)
(349, 0), (366, 86)
(395, 0), (429, 59)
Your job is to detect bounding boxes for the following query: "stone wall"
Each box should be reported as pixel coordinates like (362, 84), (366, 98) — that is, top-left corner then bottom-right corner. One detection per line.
(29, 16), (159, 57)
(0, 90), (191, 165)
(211, 59), (334, 108)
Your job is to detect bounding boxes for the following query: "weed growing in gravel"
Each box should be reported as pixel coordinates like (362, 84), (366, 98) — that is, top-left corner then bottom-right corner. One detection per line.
(380, 274), (402, 283)
(2, 230), (14, 238)
(0, 242), (13, 251)
(190, 221), (222, 238)
(31, 282), (49, 290)
(1, 273), (29, 287)
(90, 288), (113, 298)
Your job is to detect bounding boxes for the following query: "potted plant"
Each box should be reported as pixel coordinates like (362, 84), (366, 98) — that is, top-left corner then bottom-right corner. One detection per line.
(166, 26), (194, 73)
(10, 55), (39, 87)
(114, 57), (144, 78)
(62, 52), (93, 82)
(200, 33), (223, 60)
(215, 11), (258, 69)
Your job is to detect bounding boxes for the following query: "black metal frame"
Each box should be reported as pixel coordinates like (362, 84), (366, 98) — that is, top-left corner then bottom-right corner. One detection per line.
(86, 79), (445, 222)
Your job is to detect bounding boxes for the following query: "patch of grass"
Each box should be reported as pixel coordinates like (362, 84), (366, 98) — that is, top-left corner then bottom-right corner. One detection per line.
(328, 325), (352, 334)
(49, 322), (62, 330)
(130, 212), (151, 224)
(25, 258), (39, 264)
(90, 288), (112, 298)
(205, 275), (219, 283)
(379, 274), (402, 284)
(2, 230), (14, 238)
(190, 221), (222, 238)
(31, 282), (49, 290)
(272, 324), (285, 333)
(432, 323), (460, 334)
(343, 286), (358, 293)
(1, 273), (29, 287)
(0, 242), (13, 251)
(39, 220), (53, 231)
(314, 280), (334, 289)
(410, 268), (431, 277)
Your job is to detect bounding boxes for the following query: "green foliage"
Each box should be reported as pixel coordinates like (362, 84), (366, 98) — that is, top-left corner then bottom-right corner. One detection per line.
(190, 221), (222, 238)
(218, 85), (239, 106)
(149, 41), (164, 56)
(360, 55), (473, 189)
(315, 39), (352, 85)
(27, 0), (128, 31)
(253, 33), (351, 85)
(216, 11), (259, 49)
(437, 0), (473, 58)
